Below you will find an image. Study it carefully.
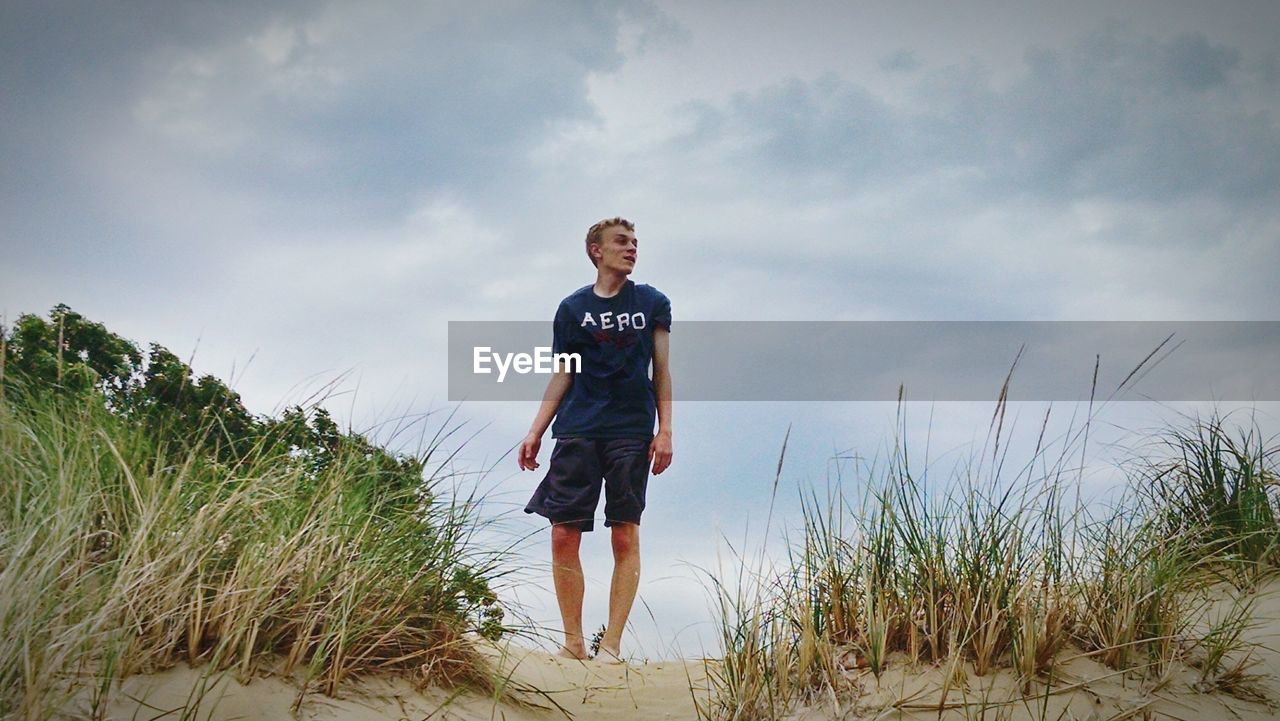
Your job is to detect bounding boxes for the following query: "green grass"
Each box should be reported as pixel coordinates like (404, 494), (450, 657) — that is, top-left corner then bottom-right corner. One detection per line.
(1137, 413), (1280, 572)
(0, 382), (507, 720)
(698, 404), (1280, 721)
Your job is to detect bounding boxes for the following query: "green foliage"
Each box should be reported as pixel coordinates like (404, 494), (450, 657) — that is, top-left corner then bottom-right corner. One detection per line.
(452, 567), (507, 643)
(1, 303), (143, 399)
(133, 343), (261, 463)
(1, 304), (435, 495)
(1138, 415), (1280, 565)
(0, 386), (508, 718)
(0, 305), (508, 717)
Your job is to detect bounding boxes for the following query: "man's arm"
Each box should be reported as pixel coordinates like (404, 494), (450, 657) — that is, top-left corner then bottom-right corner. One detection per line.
(649, 326), (672, 474)
(517, 369), (572, 471)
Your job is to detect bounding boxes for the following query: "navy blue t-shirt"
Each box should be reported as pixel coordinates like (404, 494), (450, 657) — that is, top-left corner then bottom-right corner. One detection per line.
(550, 280), (671, 439)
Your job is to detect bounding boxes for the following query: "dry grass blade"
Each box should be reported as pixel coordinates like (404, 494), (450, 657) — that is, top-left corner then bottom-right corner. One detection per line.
(0, 383), (508, 719)
(698, 402), (1280, 720)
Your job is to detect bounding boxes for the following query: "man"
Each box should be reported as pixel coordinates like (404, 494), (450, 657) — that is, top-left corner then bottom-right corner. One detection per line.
(518, 217), (673, 663)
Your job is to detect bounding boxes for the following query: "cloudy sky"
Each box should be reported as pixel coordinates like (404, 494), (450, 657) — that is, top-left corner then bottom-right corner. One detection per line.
(3, 0), (1279, 658)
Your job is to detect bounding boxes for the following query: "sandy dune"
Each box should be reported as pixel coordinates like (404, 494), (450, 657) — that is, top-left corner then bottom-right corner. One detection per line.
(86, 646), (711, 721)
(77, 579), (1280, 721)
(787, 578), (1280, 721)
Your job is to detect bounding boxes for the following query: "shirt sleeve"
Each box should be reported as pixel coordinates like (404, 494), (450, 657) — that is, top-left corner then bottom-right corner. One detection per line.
(551, 301), (573, 355)
(652, 291), (672, 332)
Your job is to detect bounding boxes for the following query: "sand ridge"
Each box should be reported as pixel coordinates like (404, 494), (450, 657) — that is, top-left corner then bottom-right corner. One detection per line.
(73, 579), (1280, 720)
(85, 644), (711, 721)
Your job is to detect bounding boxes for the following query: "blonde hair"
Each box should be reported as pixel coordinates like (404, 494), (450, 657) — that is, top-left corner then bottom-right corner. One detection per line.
(585, 217), (635, 267)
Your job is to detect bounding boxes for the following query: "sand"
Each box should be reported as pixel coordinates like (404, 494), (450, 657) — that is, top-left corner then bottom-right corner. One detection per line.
(786, 577), (1280, 721)
(69, 579), (1280, 721)
(76, 646), (711, 721)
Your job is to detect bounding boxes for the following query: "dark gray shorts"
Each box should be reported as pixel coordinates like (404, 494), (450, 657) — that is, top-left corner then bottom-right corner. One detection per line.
(524, 437), (650, 532)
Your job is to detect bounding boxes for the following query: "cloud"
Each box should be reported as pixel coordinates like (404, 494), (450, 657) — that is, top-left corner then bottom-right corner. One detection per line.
(1162, 32), (1241, 90)
(0, 1), (687, 434)
(1, 0), (675, 256)
(880, 49), (920, 73)
(671, 29), (1280, 208)
(128, 4), (624, 210)
(481, 27), (1277, 331)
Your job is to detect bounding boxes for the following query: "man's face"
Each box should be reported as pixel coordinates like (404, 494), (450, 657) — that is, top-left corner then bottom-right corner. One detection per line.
(592, 225), (638, 274)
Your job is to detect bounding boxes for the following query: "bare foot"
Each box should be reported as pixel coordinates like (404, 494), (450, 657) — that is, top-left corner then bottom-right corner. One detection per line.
(595, 645), (626, 665)
(556, 645), (588, 660)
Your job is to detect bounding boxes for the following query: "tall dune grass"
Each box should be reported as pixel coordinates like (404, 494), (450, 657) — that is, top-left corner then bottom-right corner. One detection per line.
(698, 405), (1279, 721)
(0, 382), (506, 720)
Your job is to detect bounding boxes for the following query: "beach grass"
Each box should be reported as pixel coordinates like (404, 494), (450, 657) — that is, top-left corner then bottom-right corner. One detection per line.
(697, 403), (1279, 721)
(5, 307), (1278, 721)
(0, 379), (507, 720)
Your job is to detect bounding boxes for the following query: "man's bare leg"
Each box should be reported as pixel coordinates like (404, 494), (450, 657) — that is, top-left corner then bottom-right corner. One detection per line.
(598, 522), (640, 662)
(550, 523), (588, 659)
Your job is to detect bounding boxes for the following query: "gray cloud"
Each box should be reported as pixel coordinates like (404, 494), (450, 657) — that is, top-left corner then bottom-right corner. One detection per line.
(674, 28), (1280, 208)
(1162, 32), (1240, 90)
(880, 49), (920, 74)
(0, 0), (679, 430)
(1, 0), (672, 255)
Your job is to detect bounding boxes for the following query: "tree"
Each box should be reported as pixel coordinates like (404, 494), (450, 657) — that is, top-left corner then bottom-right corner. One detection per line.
(1, 303), (143, 400)
(2, 304), (428, 491)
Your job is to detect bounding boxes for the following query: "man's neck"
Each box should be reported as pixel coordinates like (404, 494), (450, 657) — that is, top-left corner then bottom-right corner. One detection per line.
(593, 271), (628, 298)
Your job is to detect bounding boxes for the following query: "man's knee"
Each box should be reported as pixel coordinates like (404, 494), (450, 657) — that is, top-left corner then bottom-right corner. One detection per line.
(551, 523), (583, 557)
(610, 523), (639, 557)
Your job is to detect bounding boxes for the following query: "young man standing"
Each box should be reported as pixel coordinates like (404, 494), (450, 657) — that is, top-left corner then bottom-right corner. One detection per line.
(518, 217), (673, 663)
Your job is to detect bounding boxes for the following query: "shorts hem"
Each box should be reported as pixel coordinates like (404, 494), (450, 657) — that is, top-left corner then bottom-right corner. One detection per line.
(551, 516), (595, 532)
(551, 432), (654, 440)
(525, 507), (596, 532)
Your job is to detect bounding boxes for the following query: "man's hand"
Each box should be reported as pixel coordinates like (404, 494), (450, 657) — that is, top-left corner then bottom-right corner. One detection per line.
(649, 430), (673, 475)
(518, 433), (542, 471)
